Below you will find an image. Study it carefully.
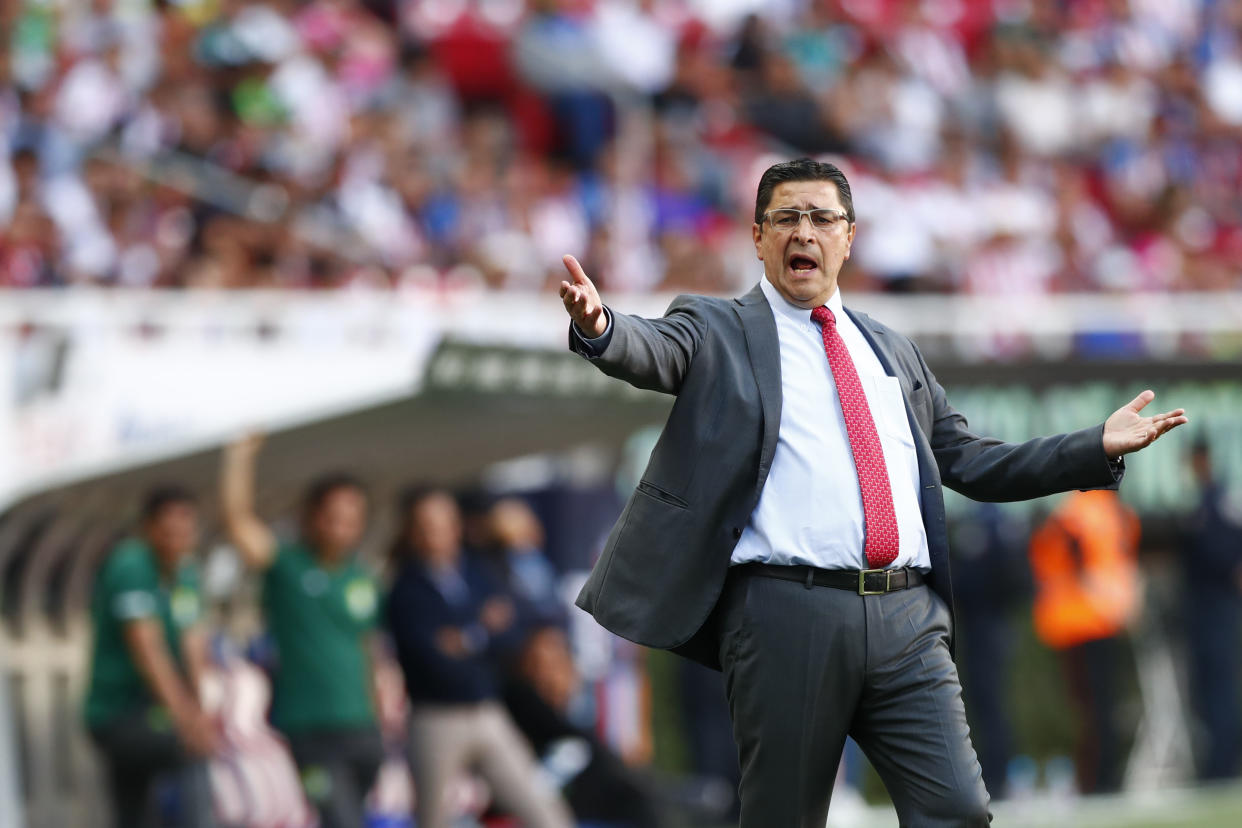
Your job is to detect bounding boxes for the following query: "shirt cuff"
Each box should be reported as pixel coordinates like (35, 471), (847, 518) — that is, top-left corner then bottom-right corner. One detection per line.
(571, 309), (612, 355)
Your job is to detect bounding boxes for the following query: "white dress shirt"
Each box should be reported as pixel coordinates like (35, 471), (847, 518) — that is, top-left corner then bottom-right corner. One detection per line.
(730, 277), (931, 571)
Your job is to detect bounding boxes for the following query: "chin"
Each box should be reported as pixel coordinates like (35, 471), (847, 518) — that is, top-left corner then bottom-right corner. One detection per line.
(788, 283), (826, 301)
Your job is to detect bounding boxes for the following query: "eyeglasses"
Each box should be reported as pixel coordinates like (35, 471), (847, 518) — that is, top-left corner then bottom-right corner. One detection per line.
(762, 208), (850, 231)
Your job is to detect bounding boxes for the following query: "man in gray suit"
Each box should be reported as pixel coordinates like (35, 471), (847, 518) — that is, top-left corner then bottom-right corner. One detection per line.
(558, 158), (1186, 826)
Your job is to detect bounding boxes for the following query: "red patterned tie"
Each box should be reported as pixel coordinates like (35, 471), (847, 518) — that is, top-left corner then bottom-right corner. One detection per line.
(811, 306), (900, 568)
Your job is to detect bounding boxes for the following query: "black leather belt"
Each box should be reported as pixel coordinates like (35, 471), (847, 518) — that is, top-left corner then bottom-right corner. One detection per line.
(737, 562), (925, 595)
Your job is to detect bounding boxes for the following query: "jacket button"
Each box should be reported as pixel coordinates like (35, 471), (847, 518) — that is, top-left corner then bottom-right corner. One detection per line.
(732, 527), (742, 539)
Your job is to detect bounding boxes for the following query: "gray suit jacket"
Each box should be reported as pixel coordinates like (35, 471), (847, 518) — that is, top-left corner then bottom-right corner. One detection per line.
(570, 284), (1122, 670)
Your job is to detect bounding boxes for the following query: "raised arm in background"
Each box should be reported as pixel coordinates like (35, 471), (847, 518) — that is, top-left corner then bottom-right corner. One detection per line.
(221, 434), (278, 571)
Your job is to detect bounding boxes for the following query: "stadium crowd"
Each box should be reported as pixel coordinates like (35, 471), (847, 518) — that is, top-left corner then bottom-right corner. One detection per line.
(3, 0), (1242, 294)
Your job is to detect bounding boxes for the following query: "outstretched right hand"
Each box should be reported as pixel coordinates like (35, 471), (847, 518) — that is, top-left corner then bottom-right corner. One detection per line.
(560, 254), (607, 338)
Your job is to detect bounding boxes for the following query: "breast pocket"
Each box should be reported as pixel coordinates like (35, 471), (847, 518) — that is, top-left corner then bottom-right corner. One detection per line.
(863, 374), (916, 447)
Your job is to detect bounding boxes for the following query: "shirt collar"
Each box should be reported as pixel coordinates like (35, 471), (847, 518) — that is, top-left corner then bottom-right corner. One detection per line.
(759, 274), (845, 326)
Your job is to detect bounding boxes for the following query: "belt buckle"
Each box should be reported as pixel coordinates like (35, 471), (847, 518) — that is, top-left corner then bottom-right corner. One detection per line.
(858, 568), (890, 595)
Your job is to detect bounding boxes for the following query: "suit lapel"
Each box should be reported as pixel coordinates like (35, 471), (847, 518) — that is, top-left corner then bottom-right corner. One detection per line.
(844, 307), (896, 377)
(846, 306), (950, 588)
(735, 285), (782, 488)
(846, 308), (931, 447)
(845, 306), (932, 463)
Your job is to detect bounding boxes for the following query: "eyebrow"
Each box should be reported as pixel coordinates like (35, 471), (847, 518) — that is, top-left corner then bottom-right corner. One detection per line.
(770, 201), (839, 208)
(772, 203), (838, 211)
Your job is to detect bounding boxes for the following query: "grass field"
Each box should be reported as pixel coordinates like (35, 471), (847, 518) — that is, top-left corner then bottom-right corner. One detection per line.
(842, 784), (1242, 827)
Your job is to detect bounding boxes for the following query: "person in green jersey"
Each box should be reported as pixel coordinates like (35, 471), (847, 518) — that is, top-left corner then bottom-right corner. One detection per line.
(84, 485), (218, 828)
(221, 435), (384, 828)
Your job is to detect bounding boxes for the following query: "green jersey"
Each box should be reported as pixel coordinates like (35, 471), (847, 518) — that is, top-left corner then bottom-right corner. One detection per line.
(83, 539), (202, 728)
(263, 542), (380, 733)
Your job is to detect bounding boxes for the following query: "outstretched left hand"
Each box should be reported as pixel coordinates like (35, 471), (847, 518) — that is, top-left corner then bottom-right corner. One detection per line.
(1102, 390), (1188, 459)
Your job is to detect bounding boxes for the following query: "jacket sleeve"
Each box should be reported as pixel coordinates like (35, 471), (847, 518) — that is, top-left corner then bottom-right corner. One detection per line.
(915, 346), (1124, 501)
(386, 574), (445, 666)
(567, 295), (708, 395)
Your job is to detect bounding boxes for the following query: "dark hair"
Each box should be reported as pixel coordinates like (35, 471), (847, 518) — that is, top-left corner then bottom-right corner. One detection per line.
(141, 484), (197, 522)
(754, 158), (855, 227)
(302, 472), (367, 519)
(395, 484), (444, 522)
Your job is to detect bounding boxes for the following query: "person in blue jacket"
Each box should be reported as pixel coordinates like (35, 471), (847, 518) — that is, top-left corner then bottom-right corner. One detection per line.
(1182, 439), (1242, 780)
(385, 487), (572, 828)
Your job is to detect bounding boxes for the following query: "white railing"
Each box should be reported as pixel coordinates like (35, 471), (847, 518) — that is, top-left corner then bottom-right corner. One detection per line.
(2, 288), (1239, 340)
(0, 288), (1239, 510)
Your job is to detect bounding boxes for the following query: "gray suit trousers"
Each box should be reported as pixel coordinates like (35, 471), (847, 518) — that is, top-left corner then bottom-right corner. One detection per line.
(718, 569), (992, 827)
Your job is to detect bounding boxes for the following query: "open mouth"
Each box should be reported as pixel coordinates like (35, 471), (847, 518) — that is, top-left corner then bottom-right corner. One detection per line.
(788, 254), (819, 273)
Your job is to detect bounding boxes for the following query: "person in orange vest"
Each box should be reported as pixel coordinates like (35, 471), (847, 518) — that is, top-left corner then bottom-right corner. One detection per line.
(1028, 489), (1141, 795)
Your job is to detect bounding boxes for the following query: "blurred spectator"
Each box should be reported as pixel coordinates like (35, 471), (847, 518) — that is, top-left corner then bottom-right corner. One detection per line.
(950, 502), (1032, 799)
(83, 485), (218, 828)
(201, 645), (319, 827)
(1180, 438), (1242, 781)
(1029, 489), (1142, 795)
(385, 487), (573, 828)
(851, 166), (939, 292)
(592, 0), (676, 96)
(484, 496), (569, 627)
(513, 0), (617, 169)
(220, 436), (384, 828)
(744, 50), (848, 156)
(993, 35), (1077, 158)
(504, 625), (665, 827)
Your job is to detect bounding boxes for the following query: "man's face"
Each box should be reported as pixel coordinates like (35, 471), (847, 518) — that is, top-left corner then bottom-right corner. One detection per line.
(309, 487), (368, 560)
(1190, 450), (1211, 485)
(409, 493), (463, 568)
(145, 502), (199, 564)
(752, 180), (856, 309)
(520, 627), (580, 713)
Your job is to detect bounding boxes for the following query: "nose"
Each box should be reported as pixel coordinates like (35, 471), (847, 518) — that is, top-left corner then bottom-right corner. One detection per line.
(792, 214), (815, 243)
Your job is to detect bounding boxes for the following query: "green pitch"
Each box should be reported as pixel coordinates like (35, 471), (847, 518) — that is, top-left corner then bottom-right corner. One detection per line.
(850, 784), (1242, 827)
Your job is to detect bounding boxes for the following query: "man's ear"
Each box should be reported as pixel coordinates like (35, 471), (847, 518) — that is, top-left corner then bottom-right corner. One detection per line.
(752, 222), (763, 259)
